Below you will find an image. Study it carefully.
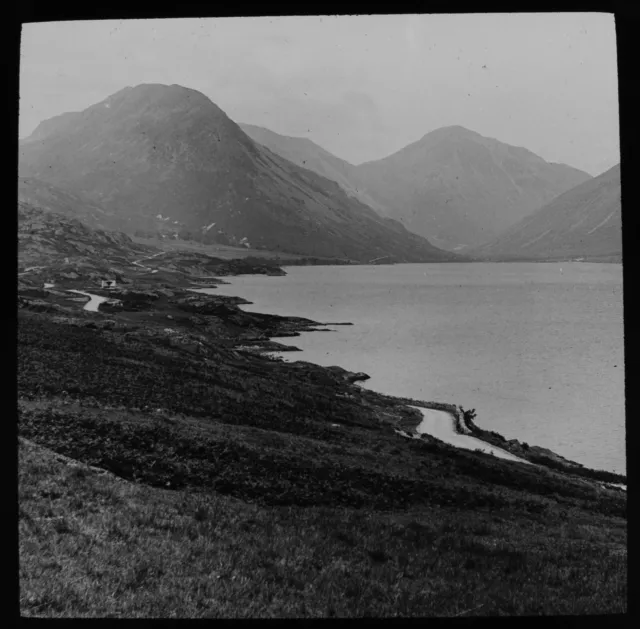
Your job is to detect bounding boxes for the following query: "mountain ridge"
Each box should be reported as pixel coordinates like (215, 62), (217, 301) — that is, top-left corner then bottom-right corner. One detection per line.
(239, 122), (389, 215)
(470, 164), (621, 261)
(19, 83), (458, 263)
(241, 122), (592, 251)
(352, 125), (592, 249)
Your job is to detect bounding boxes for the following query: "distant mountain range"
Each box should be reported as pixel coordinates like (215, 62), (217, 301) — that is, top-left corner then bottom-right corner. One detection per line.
(241, 124), (592, 251)
(470, 164), (622, 262)
(18, 84), (459, 263)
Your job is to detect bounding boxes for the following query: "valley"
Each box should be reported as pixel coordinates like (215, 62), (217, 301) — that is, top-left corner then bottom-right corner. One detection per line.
(17, 67), (624, 617)
(242, 123), (594, 252)
(19, 84), (621, 263)
(471, 164), (622, 261)
(18, 85), (459, 263)
(18, 200), (626, 616)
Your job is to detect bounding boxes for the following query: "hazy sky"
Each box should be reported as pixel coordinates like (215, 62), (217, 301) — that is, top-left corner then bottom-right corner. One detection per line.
(20, 14), (619, 175)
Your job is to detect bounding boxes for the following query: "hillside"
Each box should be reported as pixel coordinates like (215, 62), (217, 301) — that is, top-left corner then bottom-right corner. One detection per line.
(18, 212), (626, 616)
(17, 201), (294, 298)
(19, 177), (126, 233)
(17, 186), (626, 616)
(352, 126), (592, 250)
(239, 123), (387, 215)
(471, 164), (622, 261)
(18, 83), (458, 263)
(18, 201), (147, 271)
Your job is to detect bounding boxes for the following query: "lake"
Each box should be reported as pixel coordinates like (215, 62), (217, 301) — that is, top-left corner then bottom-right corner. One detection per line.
(200, 262), (625, 474)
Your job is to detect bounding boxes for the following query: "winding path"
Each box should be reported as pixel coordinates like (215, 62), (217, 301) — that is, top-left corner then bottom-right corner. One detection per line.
(24, 257), (626, 489)
(66, 290), (111, 312)
(18, 266), (46, 276)
(407, 406), (532, 464)
(602, 482), (626, 492)
(407, 408), (626, 486)
(132, 251), (166, 272)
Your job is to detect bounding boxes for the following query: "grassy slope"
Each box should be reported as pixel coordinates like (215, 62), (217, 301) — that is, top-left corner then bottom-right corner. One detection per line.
(129, 235), (412, 266)
(19, 436), (626, 618)
(17, 234), (626, 617)
(130, 236), (335, 261)
(18, 297), (627, 616)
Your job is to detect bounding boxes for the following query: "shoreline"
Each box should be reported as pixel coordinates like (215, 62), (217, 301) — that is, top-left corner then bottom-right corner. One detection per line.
(18, 212), (627, 615)
(197, 272), (626, 486)
(409, 406), (533, 465)
(66, 289), (112, 312)
(18, 255), (626, 487)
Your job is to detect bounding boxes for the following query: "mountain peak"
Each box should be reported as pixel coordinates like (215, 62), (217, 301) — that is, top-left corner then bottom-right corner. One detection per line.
(101, 83), (219, 115)
(24, 83), (231, 145)
(19, 86), (456, 262)
(421, 125), (480, 140)
(353, 126), (592, 249)
(114, 82), (208, 99)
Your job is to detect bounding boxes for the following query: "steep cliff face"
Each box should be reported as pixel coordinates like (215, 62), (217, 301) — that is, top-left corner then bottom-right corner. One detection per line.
(19, 83), (458, 262)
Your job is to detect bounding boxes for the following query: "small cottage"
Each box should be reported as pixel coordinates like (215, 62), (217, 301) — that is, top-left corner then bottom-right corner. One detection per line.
(101, 279), (117, 289)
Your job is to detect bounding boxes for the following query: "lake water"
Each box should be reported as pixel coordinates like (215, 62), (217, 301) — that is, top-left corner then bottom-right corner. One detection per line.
(200, 262), (626, 474)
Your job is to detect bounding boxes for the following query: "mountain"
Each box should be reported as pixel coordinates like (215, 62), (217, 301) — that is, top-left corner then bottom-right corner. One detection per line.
(239, 123), (387, 215)
(236, 123), (593, 251)
(469, 164), (622, 262)
(18, 83), (458, 263)
(351, 126), (592, 250)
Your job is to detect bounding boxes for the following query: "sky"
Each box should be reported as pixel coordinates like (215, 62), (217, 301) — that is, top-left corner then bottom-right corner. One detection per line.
(20, 14), (619, 175)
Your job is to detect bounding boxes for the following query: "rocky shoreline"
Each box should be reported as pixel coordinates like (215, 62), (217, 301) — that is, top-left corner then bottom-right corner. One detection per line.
(17, 249), (628, 618)
(17, 251), (625, 491)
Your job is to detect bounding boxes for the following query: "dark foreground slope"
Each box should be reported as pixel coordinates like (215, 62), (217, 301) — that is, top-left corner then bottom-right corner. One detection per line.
(17, 293), (627, 617)
(18, 206), (626, 617)
(471, 164), (622, 262)
(19, 433), (626, 617)
(18, 83), (457, 263)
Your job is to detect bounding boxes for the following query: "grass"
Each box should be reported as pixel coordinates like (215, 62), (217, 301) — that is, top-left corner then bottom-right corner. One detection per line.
(129, 236), (353, 265)
(17, 390), (627, 518)
(17, 309), (626, 517)
(130, 235), (308, 258)
(19, 438), (627, 617)
(17, 273), (627, 617)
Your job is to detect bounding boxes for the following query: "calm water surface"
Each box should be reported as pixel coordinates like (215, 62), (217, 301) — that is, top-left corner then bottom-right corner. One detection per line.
(201, 263), (625, 473)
